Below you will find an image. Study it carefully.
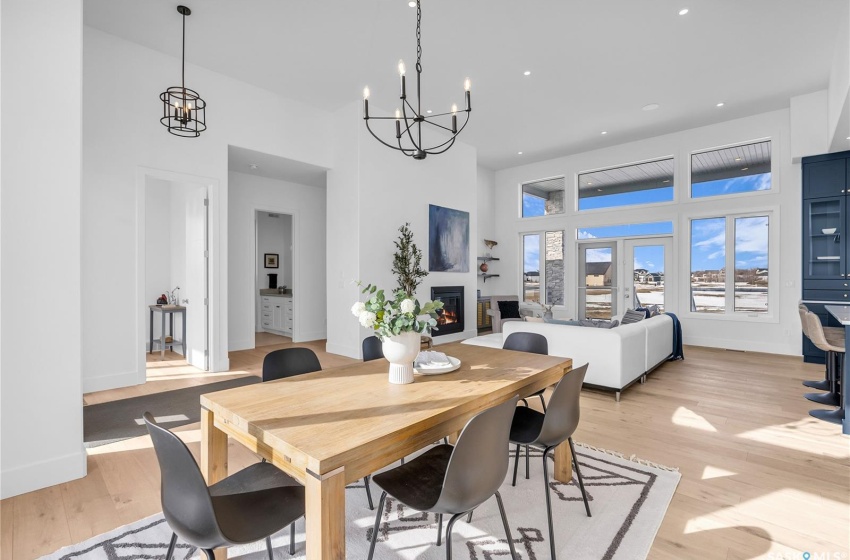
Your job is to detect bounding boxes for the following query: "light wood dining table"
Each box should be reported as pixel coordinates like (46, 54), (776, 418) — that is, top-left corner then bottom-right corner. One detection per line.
(200, 342), (573, 560)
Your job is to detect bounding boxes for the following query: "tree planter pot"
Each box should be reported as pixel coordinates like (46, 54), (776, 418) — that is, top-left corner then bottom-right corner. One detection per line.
(382, 331), (420, 384)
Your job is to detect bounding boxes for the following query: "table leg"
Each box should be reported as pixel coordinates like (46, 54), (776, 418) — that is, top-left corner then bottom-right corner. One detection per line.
(149, 309), (153, 355)
(447, 430), (462, 444)
(182, 310), (187, 360)
(200, 407), (228, 559)
(160, 311), (166, 358)
(305, 468), (346, 560)
(552, 440), (573, 483)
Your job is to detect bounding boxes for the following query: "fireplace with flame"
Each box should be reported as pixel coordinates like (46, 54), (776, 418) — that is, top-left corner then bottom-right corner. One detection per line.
(431, 286), (464, 336)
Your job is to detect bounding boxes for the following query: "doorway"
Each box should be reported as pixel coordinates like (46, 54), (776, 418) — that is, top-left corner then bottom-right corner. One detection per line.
(578, 242), (617, 319)
(624, 237), (673, 312)
(142, 174), (210, 372)
(255, 210), (294, 346)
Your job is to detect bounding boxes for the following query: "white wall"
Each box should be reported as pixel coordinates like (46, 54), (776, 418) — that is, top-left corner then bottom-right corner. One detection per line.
(790, 90), (829, 161)
(326, 103), (479, 358)
(828, 4), (850, 151)
(256, 212), (290, 292)
(82, 26), (333, 391)
(491, 109), (802, 356)
(229, 172), (327, 350)
(477, 165), (497, 297)
(1, 0), (86, 498)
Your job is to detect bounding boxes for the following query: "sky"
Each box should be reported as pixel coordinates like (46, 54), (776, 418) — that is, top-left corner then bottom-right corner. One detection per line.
(521, 173), (770, 275)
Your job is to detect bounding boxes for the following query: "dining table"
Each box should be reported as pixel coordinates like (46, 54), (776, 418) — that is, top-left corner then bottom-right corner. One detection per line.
(200, 341), (574, 559)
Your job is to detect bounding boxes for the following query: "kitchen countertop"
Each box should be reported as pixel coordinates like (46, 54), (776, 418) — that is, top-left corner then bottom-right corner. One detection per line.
(262, 293), (292, 298)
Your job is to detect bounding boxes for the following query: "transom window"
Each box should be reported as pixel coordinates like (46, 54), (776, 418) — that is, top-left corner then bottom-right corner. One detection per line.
(691, 140), (772, 198)
(522, 177), (565, 218)
(578, 157), (674, 211)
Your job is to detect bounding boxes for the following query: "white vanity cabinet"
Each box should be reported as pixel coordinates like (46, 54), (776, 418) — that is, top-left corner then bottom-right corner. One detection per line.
(261, 295), (293, 335)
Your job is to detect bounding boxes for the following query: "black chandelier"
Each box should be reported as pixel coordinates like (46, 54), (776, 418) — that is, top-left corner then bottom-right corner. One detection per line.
(362, 0), (471, 160)
(159, 5), (206, 138)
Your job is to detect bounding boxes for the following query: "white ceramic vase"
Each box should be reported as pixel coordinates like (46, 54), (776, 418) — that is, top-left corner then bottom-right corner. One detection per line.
(382, 331), (420, 384)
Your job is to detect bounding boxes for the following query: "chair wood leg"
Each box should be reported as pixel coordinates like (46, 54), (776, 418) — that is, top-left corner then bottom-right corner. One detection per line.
(494, 491), (519, 560)
(266, 536), (274, 560)
(165, 532), (177, 560)
(364, 476), (374, 510)
(511, 444), (521, 486)
(542, 447), (558, 560)
(569, 437), (591, 517)
(367, 492), (387, 560)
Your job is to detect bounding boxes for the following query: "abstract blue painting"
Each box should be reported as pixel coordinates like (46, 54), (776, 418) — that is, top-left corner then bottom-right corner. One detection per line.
(429, 204), (469, 272)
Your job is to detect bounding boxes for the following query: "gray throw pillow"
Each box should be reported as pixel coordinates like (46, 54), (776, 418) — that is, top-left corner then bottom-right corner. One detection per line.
(621, 309), (646, 324)
(646, 304), (660, 317)
(579, 318), (619, 329)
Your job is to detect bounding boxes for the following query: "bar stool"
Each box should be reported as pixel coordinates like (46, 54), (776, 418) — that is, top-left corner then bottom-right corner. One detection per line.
(804, 312), (844, 414)
(799, 304), (836, 390)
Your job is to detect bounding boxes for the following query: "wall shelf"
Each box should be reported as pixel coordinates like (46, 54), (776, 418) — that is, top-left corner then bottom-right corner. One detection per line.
(477, 256), (500, 262)
(479, 273), (500, 283)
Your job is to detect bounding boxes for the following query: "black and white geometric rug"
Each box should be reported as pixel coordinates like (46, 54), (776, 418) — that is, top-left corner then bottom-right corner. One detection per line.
(41, 444), (679, 560)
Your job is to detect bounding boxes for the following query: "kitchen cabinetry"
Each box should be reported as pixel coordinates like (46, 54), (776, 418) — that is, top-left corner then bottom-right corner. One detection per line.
(802, 150), (850, 363)
(261, 295), (293, 336)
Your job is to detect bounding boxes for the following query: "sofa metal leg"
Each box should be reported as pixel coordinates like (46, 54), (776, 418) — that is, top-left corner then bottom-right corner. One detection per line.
(615, 391), (621, 402)
(640, 374), (647, 384)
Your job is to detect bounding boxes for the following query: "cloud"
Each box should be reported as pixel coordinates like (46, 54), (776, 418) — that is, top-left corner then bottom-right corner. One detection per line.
(578, 230), (597, 240)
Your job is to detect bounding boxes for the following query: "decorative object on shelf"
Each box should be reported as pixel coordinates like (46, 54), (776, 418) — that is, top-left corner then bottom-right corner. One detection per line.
(159, 6), (206, 137)
(392, 223), (427, 296)
(540, 302), (554, 320)
(264, 253), (279, 268)
(156, 294), (168, 305)
(361, 0), (471, 160)
(479, 262), (489, 273)
(169, 286), (180, 305)
(351, 282), (443, 384)
(822, 228), (837, 234)
(484, 239), (498, 250)
(428, 204), (470, 272)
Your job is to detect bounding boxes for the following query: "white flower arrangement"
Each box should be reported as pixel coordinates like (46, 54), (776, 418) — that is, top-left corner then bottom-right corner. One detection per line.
(352, 282), (444, 340)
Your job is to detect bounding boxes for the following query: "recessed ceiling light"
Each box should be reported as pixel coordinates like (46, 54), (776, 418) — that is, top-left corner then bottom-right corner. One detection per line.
(678, 8), (689, 15)
(587, 181), (594, 185)
(663, 179), (670, 183)
(408, 1), (416, 6)
(523, 71), (531, 76)
(597, 188), (603, 192)
(734, 157), (742, 161)
(426, 110), (432, 114)
(847, 136), (850, 140)
(741, 167), (749, 171)
(517, 151), (523, 155)
(642, 103), (660, 111)
(601, 131), (608, 135)
(716, 102), (725, 107)
(249, 164), (258, 170)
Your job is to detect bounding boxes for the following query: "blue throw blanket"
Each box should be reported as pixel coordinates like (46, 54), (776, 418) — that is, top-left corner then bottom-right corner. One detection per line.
(666, 312), (684, 360)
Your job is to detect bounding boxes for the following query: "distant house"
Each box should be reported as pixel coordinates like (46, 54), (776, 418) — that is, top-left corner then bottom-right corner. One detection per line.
(524, 270), (539, 283)
(691, 268), (725, 283)
(634, 268), (649, 282)
(586, 262), (612, 287)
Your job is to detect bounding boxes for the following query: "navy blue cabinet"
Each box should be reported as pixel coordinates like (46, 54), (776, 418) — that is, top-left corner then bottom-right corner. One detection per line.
(802, 150), (850, 363)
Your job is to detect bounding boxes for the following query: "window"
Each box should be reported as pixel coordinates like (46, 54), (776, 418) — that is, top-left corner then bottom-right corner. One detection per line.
(690, 214), (770, 314)
(522, 231), (564, 305)
(578, 157), (674, 211)
(578, 221), (673, 240)
(522, 177), (565, 218)
(691, 140), (771, 198)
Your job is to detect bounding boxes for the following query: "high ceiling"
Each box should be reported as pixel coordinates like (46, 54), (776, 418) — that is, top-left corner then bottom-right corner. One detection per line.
(83, 0), (847, 169)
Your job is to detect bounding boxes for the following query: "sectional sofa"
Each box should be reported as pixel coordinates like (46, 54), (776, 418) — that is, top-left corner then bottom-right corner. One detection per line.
(461, 314), (674, 400)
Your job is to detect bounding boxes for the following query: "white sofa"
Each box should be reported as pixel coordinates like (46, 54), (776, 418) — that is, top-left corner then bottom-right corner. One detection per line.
(461, 314), (674, 400)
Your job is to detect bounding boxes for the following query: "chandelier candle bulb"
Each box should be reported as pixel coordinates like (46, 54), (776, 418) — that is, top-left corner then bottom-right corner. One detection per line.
(451, 103), (458, 133)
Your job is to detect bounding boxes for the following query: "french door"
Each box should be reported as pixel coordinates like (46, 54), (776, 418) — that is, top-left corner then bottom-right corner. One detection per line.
(578, 242), (617, 319)
(623, 237), (673, 312)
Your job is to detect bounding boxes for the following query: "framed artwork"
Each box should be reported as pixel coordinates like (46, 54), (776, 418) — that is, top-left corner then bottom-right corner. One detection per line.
(428, 204), (470, 272)
(264, 253), (279, 268)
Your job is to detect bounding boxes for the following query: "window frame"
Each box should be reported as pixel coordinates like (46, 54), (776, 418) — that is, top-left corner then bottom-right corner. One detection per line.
(519, 230), (566, 308)
(684, 207), (778, 322)
(519, 175), (566, 220)
(575, 155), (677, 214)
(686, 138), (776, 202)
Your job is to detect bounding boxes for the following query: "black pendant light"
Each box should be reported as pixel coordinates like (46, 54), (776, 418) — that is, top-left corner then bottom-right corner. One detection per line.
(362, 0), (471, 160)
(159, 5), (206, 137)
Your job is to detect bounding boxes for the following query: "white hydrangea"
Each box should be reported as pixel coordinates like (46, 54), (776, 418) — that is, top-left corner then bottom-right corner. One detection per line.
(400, 299), (415, 314)
(351, 301), (366, 317)
(359, 311), (377, 328)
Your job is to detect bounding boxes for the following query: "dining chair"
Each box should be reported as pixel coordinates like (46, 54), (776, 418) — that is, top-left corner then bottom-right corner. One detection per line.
(362, 335), (384, 362)
(261, 346), (378, 509)
(366, 397), (521, 560)
(144, 412), (304, 559)
(503, 332), (549, 411)
(508, 363), (590, 560)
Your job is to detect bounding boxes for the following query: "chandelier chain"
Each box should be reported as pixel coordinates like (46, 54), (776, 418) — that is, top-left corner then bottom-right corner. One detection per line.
(415, 0), (422, 72)
(181, 10), (186, 96)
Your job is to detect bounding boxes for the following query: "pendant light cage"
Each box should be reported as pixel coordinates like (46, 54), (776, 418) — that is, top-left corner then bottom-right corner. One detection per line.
(159, 5), (207, 138)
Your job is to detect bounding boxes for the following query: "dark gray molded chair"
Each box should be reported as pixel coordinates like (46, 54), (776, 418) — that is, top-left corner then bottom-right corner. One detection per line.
(144, 412), (304, 559)
(362, 336), (384, 362)
(503, 332), (549, 411)
(261, 347), (377, 508)
(509, 363), (591, 560)
(262, 347), (323, 382)
(367, 397), (521, 560)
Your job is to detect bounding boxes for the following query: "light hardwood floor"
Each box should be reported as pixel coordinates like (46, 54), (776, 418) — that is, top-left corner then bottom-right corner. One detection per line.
(2, 343), (848, 559)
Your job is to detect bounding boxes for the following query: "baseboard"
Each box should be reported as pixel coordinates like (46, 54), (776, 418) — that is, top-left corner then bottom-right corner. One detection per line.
(683, 335), (799, 356)
(325, 342), (359, 359)
(293, 330), (327, 343)
(83, 369), (143, 394)
(0, 449), (87, 499)
(229, 338), (255, 352)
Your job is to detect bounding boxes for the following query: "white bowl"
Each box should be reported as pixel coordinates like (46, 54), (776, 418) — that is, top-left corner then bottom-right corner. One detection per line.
(822, 228), (837, 234)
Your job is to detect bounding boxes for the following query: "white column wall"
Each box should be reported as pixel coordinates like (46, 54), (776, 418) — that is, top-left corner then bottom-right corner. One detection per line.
(1, 0), (86, 498)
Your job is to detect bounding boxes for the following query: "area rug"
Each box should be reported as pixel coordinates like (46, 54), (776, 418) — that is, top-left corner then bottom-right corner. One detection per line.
(83, 377), (259, 448)
(42, 444), (679, 559)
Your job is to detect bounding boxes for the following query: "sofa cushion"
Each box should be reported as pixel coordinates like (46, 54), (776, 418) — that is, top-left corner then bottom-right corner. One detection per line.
(621, 309), (646, 324)
(579, 318), (620, 329)
(544, 317), (582, 326)
(497, 300), (521, 319)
